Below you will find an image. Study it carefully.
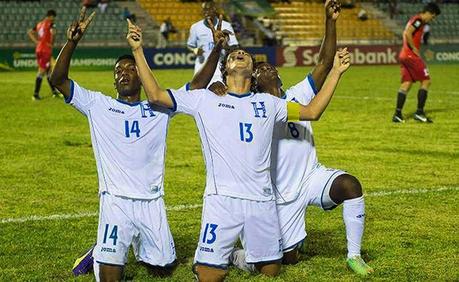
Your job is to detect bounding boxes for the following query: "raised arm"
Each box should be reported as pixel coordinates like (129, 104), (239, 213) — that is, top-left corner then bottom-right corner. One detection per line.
(127, 19), (173, 108)
(311, 0), (340, 90)
(293, 48), (350, 121)
(50, 7), (95, 98)
(189, 15), (230, 90)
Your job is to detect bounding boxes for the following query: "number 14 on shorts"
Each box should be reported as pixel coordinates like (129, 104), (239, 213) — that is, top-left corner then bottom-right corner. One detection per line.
(102, 224), (118, 246)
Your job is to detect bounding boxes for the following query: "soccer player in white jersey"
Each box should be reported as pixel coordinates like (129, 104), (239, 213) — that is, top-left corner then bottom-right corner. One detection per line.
(187, 0), (238, 83)
(127, 18), (350, 281)
(50, 8), (222, 281)
(229, 0), (374, 277)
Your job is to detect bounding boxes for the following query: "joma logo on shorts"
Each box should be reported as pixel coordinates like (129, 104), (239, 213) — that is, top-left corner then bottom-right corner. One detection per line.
(101, 247), (117, 253)
(200, 246), (214, 253)
(356, 214), (365, 218)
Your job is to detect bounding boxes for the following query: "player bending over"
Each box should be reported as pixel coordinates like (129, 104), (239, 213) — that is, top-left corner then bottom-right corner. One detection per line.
(127, 18), (350, 281)
(392, 2), (441, 123)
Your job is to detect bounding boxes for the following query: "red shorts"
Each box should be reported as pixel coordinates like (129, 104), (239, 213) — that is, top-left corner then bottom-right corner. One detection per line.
(36, 51), (52, 69)
(400, 55), (430, 83)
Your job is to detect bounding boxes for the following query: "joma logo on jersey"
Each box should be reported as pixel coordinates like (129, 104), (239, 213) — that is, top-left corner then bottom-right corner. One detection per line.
(252, 102), (267, 118)
(108, 107), (125, 114)
(218, 103), (235, 109)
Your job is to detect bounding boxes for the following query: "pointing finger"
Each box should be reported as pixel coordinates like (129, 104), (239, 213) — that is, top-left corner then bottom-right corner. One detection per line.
(79, 6), (87, 23)
(206, 17), (215, 32)
(217, 14), (223, 31)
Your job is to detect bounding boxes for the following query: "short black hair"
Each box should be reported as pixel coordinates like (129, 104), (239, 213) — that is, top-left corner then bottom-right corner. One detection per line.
(423, 3), (441, 15)
(47, 10), (56, 17)
(220, 46), (256, 85)
(115, 54), (136, 66)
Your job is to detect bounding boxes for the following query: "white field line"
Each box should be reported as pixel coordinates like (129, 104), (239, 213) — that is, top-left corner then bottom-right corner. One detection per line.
(1, 187), (457, 224)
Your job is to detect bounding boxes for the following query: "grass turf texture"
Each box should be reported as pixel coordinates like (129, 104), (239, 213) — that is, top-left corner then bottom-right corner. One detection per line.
(0, 65), (458, 281)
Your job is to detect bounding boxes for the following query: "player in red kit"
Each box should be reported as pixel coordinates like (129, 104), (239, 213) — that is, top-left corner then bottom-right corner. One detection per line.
(392, 3), (440, 123)
(28, 9), (59, 100)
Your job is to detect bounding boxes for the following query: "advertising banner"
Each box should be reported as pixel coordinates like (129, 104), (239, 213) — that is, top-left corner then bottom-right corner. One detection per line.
(0, 47), (130, 71)
(145, 47), (276, 69)
(276, 45), (402, 67)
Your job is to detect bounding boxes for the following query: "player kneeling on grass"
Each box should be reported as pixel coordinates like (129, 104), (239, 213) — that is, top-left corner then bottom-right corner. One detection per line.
(69, 10), (228, 279)
(127, 18), (350, 281)
(48, 7), (204, 281)
(229, 53), (373, 277)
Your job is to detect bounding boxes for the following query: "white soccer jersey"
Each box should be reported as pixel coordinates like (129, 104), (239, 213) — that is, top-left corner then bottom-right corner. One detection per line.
(67, 80), (172, 199)
(167, 88), (287, 201)
(272, 74), (319, 203)
(187, 19), (238, 77)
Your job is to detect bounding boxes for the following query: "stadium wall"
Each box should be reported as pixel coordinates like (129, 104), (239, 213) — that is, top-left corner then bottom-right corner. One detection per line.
(1, 44), (458, 71)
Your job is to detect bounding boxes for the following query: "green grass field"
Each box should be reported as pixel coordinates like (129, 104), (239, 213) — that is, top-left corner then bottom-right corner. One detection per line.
(0, 64), (458, 281)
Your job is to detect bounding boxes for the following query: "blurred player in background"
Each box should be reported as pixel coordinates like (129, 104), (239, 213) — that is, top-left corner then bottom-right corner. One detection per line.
(127, 16), (349, 281)
(28, 9), (59, 100)
(187, 0), (238, 84)
(392, 2), (441, 123)
(228, 0), (373, 277)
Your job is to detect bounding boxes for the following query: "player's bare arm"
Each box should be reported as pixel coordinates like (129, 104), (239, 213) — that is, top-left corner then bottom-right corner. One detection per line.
(404, 25), (420, 56)
(189, 15), (230, 90)
(27, 28), (39, 45)
(50, 7), (95, 98)
(311, 0), (340, 90)
(294, 48), (350, 121)
(127, 19), (173, 108)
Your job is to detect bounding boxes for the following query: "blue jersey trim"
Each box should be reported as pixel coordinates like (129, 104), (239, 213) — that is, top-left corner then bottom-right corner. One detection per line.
(166, 89), (178, 112)
(185, 82), (191, 91)
(65, 80), (75, 104)
(307, 73), (318, 95)
(228, 92), (252, 98)
(116, 99), (141, 106)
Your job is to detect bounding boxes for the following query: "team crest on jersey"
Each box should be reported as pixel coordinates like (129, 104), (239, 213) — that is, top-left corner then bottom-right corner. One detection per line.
(252, 102), (267, 118)
(140, 103), (156, 118)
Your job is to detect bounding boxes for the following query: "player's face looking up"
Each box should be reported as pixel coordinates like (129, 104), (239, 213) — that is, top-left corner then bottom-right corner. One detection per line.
(225, 49), (254, 77)
(202, 2), (217, 21)
(114, 58), (141, 98)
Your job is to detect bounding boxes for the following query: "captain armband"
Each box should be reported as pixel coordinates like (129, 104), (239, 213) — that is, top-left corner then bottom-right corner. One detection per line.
(287, 102), (300, 121)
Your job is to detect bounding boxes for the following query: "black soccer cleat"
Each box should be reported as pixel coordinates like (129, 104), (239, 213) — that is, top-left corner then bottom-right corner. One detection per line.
(414, 112), (433, 123)
(32, 94), (42, 101)
(392, 112), (405, 123)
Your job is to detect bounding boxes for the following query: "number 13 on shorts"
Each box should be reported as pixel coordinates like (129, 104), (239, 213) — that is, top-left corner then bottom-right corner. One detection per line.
(202, 223), (218, 244)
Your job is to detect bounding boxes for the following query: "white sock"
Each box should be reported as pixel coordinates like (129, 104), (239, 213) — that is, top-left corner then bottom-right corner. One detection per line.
(343, 196), (365, 259)
(93, 260), (100, 282)
(231, 249), (257, 273)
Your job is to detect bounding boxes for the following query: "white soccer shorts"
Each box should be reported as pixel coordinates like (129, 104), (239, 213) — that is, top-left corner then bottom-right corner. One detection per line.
(278, 164), (346, 252)
(93, 192), (176, 267)
(194, 194), (283, 268)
